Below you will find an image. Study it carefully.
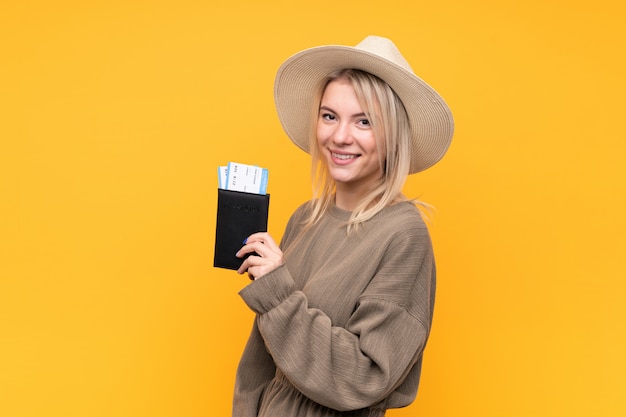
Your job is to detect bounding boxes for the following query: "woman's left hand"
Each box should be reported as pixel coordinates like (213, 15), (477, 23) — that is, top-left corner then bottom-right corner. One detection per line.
(236, 232), (284, 280)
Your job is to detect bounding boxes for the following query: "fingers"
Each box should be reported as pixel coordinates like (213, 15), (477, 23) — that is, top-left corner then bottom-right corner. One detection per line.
(237, 254), (263, 275)
(244, 232), (280, 251)
(236, 232), (278, 259)
(237, 256), (256, 276)
(236, 232), (284, 279)
(237, 241), (269, 259)
(236, 253), (278, 278)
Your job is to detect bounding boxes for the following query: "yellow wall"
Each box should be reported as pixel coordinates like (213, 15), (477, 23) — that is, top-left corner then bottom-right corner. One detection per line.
(1, 1), (625, 416)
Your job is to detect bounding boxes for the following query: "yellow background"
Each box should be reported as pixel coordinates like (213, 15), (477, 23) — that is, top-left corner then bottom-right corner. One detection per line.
(1, 1), (625, 416)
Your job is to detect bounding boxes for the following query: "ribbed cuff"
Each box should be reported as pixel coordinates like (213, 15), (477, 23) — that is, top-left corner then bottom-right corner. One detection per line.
(239, 264), (296, 314)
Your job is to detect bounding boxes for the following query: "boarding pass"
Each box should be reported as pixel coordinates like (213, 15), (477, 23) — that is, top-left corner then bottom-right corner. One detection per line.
(218, 162), (268, 195)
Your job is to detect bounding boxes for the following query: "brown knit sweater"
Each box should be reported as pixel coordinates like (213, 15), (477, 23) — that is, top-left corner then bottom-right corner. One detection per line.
(233, 200), (436, 417)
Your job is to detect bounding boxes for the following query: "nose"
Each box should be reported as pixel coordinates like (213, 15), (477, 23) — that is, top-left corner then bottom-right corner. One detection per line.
(332, 121), (354, 146)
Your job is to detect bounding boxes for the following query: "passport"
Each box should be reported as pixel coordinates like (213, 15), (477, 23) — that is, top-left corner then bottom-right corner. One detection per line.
(213, 188), (270, 270)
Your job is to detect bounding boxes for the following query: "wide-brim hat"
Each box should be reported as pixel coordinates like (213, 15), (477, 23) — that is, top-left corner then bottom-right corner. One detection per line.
(274, 35), (454, 174)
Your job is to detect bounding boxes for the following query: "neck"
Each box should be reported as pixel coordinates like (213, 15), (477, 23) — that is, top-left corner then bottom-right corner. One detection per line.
(334, 187), (405, 212)
(334, 184), (371, 211)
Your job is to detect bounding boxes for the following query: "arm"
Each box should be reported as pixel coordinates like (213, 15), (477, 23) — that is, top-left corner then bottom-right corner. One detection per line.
(232, 205), (308, 415)
(238, 226), (435, 411)
(232, 318), (276, 417)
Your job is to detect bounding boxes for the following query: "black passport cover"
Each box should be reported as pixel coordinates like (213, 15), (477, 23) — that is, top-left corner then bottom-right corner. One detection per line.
(213, 189), (270, 270)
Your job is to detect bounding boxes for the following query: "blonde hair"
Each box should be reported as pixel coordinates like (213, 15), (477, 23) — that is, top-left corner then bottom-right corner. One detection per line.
(303, 69), (413, 233)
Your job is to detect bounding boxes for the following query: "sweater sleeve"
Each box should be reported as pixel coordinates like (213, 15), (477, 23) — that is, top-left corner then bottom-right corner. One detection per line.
(231, 205), (308, 416)
(238, 224), (435, 411)
(232, 318), (277, 417)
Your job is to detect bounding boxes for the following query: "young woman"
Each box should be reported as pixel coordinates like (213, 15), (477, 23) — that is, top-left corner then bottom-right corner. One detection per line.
(233, 35), (454, 417)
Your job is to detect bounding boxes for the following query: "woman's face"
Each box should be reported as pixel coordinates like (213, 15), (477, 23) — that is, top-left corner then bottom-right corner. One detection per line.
(316, 78), (384, 195)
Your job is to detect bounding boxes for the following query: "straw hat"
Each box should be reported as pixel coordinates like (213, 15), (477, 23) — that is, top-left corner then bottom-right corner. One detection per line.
(274, 35), (454, 174)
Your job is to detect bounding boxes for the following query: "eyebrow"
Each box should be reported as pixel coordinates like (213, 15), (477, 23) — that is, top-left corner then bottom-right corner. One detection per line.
(319, 105), (368, 119)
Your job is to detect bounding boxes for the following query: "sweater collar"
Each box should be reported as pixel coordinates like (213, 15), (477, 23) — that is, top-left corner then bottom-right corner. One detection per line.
(327, 200), (352, 221)
(327, 199), (414, 222)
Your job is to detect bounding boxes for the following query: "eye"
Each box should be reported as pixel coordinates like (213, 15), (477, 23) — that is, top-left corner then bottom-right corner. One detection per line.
(357, 118), (371, 127)
(321, 112), (336, 121)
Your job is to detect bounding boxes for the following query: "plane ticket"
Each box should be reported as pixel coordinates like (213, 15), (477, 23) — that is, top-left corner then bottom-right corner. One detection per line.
(218, 162), (268, 195)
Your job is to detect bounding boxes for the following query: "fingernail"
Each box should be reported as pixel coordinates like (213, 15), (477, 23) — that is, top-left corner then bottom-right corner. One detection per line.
(242, 238), (248, 244)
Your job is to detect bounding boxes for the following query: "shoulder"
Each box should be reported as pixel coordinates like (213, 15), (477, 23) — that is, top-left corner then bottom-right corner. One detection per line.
(293, 200), (314, 217)
(280, 200), (315, 248)
(286, 200), (314, 226)
(371, 202), (429, 235)
(365, 202), (433, 255)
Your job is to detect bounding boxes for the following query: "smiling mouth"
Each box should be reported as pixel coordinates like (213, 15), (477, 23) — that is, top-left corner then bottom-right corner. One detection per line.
(331, 152), (359, 160)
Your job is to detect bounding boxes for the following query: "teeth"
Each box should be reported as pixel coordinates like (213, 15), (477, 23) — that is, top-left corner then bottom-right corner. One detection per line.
(332, 152), (357, 160)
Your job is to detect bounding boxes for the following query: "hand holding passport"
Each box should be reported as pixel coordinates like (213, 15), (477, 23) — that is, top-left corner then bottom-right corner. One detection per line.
(214, 162), (270, 270)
